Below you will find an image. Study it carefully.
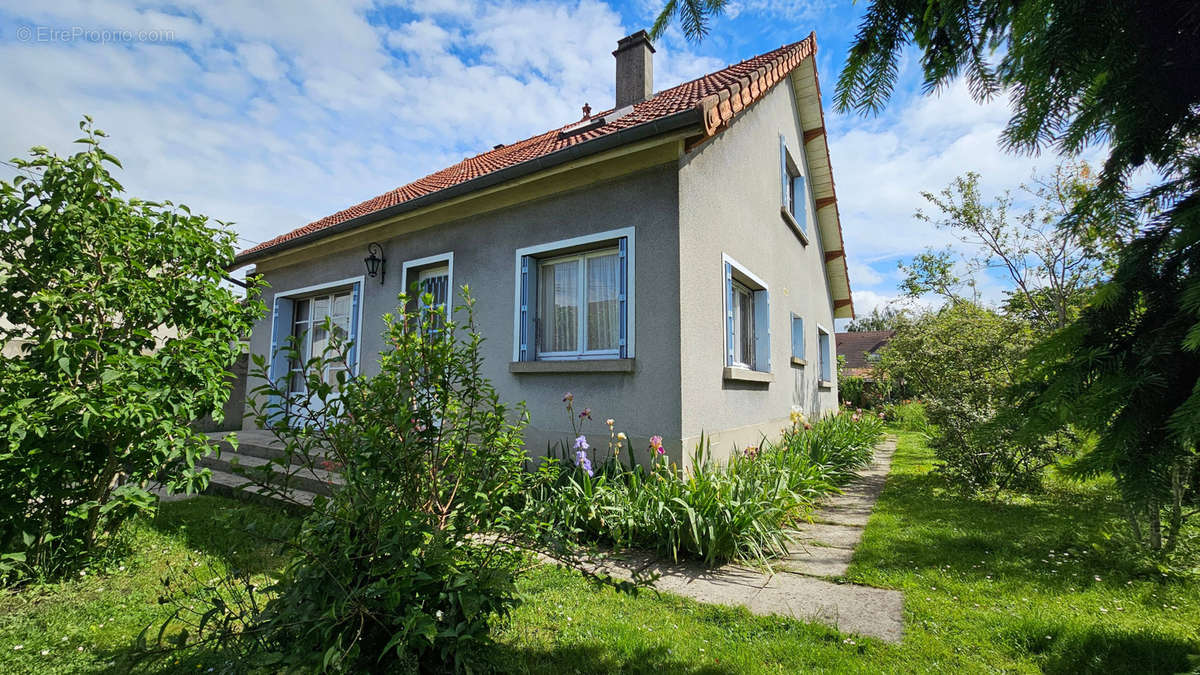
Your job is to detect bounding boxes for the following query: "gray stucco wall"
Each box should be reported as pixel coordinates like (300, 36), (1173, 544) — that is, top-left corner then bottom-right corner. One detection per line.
(676, 75), (840, 460)
(246, 166), (683, 460)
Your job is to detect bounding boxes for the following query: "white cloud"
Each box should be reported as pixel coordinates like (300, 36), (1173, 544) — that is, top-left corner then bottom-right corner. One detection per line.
(827, 78), (1108, 271)
(0, 0), (724, 268)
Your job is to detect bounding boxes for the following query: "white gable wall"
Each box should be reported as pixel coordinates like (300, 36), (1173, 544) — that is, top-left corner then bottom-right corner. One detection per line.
(676, 64), (840, 460)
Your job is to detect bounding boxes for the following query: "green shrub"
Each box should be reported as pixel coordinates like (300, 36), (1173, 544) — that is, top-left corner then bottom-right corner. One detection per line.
(878, 302), (1068, 493)
(839, 375), (866, 408)
(0, 120), (264, 583)
(534, 410), (885, 566)
(150, 291), (605, 672)
(882, 401), (932, 434)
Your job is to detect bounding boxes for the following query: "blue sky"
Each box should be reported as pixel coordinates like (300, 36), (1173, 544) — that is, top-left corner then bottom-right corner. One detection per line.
(0, 0), (1101, 321)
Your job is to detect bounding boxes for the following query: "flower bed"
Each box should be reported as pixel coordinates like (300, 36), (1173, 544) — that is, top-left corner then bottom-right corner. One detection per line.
(530, 398), (886, 566)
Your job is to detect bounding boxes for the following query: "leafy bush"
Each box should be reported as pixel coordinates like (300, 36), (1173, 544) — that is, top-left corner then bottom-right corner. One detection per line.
(839, 375), (866, 408)
(150, 291), (612, 672)
(878, 302), (1070, 493)
(534, 409), (885, 566)
(882, 401), (932, 434)
(0, 119), (264, 582)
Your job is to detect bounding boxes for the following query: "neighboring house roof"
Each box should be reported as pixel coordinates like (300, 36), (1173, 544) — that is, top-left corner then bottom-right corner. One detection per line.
(235, 33), (852, 316)
(836, 330), (894, 371)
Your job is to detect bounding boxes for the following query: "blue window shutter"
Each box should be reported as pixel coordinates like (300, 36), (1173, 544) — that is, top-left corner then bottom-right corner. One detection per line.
(518, 256), (539, 361)
(268, 295), (295, 424)
(618, 238), (628, 359)
(754, 289), (771, 372)
(820, 331), (831, 381)
(724, 262), (734, 367)
(779, 135), (789, 209)
(269, 296), (294, 385)
(348, 281), (361, 375)
(518, 256), (530, 361)
(791, 315), (805, 360)
(793, 174), (807, 233)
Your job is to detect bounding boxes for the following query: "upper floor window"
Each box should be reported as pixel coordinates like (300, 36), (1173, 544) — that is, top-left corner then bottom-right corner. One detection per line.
(780, 135), (808, 240)
(724, 255), (770, 373)
(515, 228), (633, 362)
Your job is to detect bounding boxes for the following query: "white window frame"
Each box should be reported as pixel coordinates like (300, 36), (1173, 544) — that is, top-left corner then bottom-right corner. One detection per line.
(780, 135), (809, 243)
(730, 279), (755, 369)
(790, 313), (806, 364)
(271, 276), (366, 379)
(512, 227), (636, 361)
(287, 289), (354, 394)
(817, 323), (833, 383)
(401, 252), (455, 314)
(534, 248), (622, 360)
(723, 253), (770, 373)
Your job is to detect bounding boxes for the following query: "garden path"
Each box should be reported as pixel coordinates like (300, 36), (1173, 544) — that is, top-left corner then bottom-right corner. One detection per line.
(574, 436), (904, 643)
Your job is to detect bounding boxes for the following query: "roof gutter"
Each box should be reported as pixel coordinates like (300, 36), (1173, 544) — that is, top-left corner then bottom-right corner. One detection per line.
(233, 107), (704, 268)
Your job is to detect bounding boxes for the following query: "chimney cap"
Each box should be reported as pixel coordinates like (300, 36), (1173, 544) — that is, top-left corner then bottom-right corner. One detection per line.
(613, 30), (656, 56)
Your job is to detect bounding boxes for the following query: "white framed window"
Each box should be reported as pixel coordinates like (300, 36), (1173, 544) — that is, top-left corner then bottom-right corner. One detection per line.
(817, 324), (832, 383)
(723, 255), (770, 373)
(514, 227), (634, 362)
(402, 252), (454, 333)
(790, 313), (805, 363)
(780, 135), (808, 239)
(268, 276), (365, 422)
(287, 290), (353, 395)
(730, 279), (755, 368)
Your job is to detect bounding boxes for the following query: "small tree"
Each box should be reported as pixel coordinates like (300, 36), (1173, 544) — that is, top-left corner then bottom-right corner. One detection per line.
(902, 164), (1128, 332)
(878, 302), (1066, 492)
(0, 118), (264, 581)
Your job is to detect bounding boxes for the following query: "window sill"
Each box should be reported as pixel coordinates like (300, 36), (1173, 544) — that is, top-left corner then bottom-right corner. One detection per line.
(818, 380), (833, 390)
(723, 367), (773, 384)
(780, 206), (809, 246)
(510, 359), (634, 374)
(790, 357), (807, 368)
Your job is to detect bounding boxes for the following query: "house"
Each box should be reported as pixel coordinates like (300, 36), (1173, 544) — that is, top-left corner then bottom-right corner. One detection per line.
(834, 330), (894, 380)
(231, 31), (853, 464)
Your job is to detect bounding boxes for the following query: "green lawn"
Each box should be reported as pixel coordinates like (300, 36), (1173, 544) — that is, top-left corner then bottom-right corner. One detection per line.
(2, 431), (1197, 673)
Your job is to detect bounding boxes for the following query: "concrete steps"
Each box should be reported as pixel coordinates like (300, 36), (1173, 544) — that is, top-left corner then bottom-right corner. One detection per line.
(200, 431), (340, 508)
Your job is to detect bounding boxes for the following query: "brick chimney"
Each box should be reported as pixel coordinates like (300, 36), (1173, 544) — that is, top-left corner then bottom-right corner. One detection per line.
(613, 30), (655, 108)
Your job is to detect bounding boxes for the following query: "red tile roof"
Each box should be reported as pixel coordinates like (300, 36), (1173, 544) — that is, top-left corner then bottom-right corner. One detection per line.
(239, 34), (819, 260)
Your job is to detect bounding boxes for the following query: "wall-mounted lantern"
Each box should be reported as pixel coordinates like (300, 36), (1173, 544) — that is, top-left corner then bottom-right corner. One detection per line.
(364, 242), (385, 284)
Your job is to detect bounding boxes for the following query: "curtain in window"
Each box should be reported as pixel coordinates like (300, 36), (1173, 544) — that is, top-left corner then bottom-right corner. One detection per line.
(587, 253), (619, 351)
(539, 259), (578, 352)
(737, 287), (755, 367)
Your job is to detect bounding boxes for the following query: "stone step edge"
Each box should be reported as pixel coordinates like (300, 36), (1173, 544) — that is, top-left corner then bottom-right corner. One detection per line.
(203, 468), (318, 510)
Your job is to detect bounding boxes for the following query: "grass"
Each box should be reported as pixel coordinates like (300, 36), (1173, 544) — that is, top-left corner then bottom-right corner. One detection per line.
(0, 497), (295, 674)
(2, 431), (1197, 673)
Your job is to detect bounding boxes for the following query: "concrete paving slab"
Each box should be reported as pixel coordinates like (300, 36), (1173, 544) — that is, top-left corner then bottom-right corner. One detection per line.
(789, 522), (864, 549)
(778, 543), (856, 577)
(757, 573), (905, 643)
